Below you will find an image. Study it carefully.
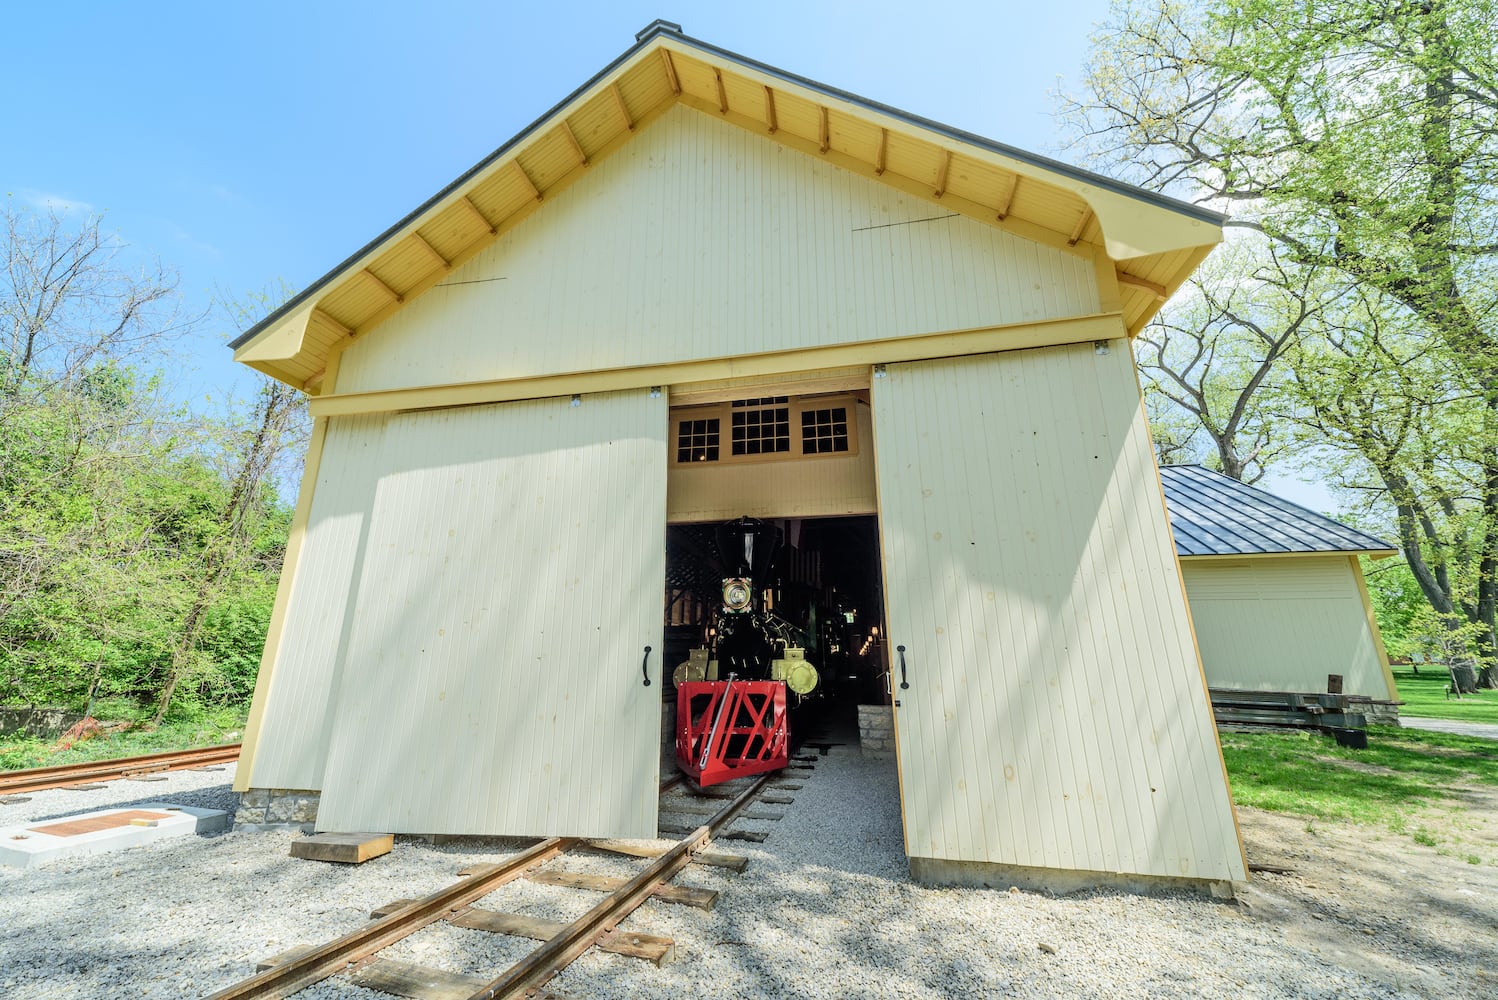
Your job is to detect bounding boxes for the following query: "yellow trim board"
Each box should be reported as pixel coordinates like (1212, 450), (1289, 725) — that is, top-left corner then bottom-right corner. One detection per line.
(1351, 554), (1401, 702)
(309, 313), (1128, 418)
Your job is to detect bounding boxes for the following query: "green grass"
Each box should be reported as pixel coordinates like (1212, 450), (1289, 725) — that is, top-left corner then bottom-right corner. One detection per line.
(1393, 667), (1498, 723)
(0, 706), (246, 771)
(1220, 727), (1498, 859)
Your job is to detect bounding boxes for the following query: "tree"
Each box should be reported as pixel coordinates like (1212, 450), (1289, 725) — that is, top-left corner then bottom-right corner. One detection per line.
(3, 203), (190, 399)
(1135, 238), (1319, 481)
(1065, 0), (1498, 680)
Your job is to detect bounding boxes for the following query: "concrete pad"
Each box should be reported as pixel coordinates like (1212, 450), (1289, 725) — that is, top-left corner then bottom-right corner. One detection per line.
(0, 803), (229, 869)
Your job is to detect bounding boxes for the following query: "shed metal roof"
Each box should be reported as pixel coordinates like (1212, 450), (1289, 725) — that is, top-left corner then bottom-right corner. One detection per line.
(1159, 465), (1396, 558)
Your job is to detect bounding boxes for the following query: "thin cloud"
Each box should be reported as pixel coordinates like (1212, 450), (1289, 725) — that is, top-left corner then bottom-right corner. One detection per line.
(16, 189), (96, 215)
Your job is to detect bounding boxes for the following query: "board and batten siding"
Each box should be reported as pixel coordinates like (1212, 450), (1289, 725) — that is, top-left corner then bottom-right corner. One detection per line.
(666, 401), (877, 523)
(245, 412), (389, 790)
(334, 105), (1101, 396)
(1180, 556), (1397, 700)
(312, 390), (667, 838)
(874, 343), (1245, 882)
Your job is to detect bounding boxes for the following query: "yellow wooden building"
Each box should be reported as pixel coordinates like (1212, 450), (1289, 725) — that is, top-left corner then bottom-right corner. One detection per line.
(1160, 465), (1399, 703)
(231, 22), (1247, 892)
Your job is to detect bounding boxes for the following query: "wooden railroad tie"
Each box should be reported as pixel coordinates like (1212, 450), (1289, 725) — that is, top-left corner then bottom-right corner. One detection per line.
(657, 821), (768, 843)
(259, 952), (585, 1000)
(525, 868), (718, 910)
(660, 800), (784, 821)
(585, 838), (749, 872)
(370, 900), (677, 965)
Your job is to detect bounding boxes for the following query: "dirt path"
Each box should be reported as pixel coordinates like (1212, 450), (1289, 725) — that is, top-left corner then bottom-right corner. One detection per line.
(1235, 804), (1498, 995)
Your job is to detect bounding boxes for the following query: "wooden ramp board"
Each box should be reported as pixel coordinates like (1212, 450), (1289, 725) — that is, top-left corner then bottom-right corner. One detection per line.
(525, 868), (718, 909)
(584, 839), (749, 872)
(290, 832), (393, 864)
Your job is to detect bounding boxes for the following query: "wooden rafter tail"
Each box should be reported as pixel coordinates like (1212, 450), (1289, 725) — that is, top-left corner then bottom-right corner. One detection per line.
(459, 196), (497, 236)
(361, 268), (403, 305)
(763, 85), (778, 133)
(996, 175), (1019, 221)
(560, 120), (590, 167)
(660, 48), (680, 95)
(713, 67), (728, 114)
(1116, 269), (1168, 301)
(513, 160), (543, 203)
(610, 83), (635, 132)
(875, 128), (887, 176)
(312, 307), (352, 338)
(409, 232), (451, 271)
(819, 106), (830, 153)
(934, 150), (952, 199)
(1067, 207), (1094, 247)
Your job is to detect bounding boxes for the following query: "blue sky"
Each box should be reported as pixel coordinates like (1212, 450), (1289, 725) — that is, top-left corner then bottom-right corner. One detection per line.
(0, 2), (1339, 507)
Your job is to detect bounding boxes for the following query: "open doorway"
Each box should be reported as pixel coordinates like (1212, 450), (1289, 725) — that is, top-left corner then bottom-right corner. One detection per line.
(662, 515), (889, 740)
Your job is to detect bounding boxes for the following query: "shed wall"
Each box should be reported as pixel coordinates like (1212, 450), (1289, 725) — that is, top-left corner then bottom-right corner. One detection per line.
(245, 413), (388, 790)
(874, 342), (1245, 882)
(334, 105), (1101, 396)
(1180, 555), (1396, 700)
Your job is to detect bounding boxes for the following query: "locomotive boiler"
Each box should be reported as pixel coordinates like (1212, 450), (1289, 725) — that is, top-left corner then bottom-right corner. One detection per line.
(672, 517), (819, 788)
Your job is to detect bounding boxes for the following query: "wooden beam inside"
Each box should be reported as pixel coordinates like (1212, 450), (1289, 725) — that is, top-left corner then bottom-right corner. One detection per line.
(559, 120), (590, 167)
(409, 232), (451, 271)
(1068, 207), (1094, 247)
(312, 308), (352, 338)
(819, 106), (830, 153)
(935, 150), (952, 199)
(713, 67), (727, 114)
(512, 160), (542, 202)
(1116, 269), (1168, 301)
(660, 49), (680, 95)
(610, 83), (635, 132)
(459, 196), (497, 236)
(875, 128), (887, 176)
(360, 268), (403, 304)
(763, 85), (777, 133)
(996, 175), (1019, 221)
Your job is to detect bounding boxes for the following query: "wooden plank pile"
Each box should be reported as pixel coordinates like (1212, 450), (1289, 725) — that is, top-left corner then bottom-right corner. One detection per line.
(1209, 689), (1369, 749)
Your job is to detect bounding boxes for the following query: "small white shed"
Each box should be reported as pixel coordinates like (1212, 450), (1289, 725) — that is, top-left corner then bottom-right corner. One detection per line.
(1160, 465), (1399, 702)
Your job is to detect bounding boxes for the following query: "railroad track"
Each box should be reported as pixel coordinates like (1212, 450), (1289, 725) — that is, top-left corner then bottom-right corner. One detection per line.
(204, 768), (802, 1000)
(0, 743), (242, 796)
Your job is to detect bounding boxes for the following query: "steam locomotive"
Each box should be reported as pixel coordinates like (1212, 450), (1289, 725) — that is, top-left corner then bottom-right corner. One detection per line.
(672, 517), (819, 788)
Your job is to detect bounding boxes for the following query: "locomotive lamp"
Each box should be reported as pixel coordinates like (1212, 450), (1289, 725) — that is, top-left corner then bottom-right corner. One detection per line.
(722, 577), (753, 613)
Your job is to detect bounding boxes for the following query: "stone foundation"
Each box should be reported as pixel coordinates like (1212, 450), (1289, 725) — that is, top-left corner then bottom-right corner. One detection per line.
(858, 704), (895, 758)
(234, 788), (320, 832)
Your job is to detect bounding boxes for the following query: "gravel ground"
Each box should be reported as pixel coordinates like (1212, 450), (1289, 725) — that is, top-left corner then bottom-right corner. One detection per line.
(2, 745), (1495, 999)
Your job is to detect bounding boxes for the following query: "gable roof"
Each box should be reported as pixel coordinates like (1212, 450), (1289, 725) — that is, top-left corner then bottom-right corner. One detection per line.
(231, 20), (1225, 392)
(1159, 465), (1396, 558)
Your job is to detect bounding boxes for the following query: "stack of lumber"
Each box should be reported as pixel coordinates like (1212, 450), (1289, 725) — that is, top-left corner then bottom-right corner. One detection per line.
(1208, 689), (1369, 749)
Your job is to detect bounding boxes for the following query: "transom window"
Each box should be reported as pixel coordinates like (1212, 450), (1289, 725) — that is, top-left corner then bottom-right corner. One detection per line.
(672, 394), (859, 466)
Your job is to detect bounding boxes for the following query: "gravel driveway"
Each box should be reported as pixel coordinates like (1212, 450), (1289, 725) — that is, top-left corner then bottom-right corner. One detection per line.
(1, 747), (1493, 998)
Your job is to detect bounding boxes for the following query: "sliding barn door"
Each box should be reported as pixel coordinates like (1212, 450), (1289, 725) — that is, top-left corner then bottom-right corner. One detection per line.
(315, 390), (666, 838)
(873, 345), (1245, 882)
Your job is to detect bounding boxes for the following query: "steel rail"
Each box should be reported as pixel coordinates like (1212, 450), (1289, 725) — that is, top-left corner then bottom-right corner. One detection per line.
(202, 836), (576, 1000)
(464, 772), (774, 1000)
(0, 744), (242, 795)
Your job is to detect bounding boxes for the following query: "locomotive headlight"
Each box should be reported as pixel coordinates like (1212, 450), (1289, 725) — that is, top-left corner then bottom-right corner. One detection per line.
(722, 577), (753, 613)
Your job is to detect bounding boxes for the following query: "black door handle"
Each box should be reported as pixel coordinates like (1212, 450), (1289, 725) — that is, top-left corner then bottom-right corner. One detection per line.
(641, 645), (652, 687)
(898, 645), (909, 690)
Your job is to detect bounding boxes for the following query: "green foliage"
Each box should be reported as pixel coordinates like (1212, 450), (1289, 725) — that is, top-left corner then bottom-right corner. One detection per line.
(1221, 728), (1498, 857)
(0, 706), (246, 770)
(1393, 668), (1498, 723)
